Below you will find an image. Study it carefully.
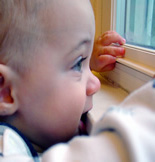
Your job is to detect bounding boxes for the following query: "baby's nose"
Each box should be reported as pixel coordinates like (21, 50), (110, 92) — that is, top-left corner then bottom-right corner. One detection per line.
(86, 71), (101, 96)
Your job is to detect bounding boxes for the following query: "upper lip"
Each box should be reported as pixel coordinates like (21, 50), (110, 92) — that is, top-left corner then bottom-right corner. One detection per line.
(83, 105), (92, 114)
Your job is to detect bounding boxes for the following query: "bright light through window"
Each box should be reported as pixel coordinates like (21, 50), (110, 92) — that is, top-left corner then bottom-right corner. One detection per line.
(116, 0), (155, 50)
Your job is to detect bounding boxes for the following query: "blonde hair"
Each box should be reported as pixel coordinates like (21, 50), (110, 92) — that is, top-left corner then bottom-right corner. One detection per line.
(0, 0), (47, 74)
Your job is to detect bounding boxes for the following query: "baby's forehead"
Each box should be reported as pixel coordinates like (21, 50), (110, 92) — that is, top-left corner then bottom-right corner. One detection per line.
(39, 0), (95, 38)
(35, 0), (95, 57)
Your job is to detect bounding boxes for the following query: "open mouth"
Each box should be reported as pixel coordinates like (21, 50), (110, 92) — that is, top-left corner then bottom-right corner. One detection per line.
(78, 112), (89, 135)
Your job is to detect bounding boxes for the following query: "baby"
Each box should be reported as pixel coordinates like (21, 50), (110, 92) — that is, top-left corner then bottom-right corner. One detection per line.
(0, 0), (100, 150)
(0, 0), (155, 161)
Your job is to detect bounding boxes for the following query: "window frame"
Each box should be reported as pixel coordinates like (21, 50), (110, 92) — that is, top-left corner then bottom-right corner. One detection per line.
(111, 0), (155, 68)
(98, 0), (155, 93)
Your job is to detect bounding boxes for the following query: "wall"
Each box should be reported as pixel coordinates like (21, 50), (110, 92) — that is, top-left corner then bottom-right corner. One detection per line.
(90, 0), (112, 39)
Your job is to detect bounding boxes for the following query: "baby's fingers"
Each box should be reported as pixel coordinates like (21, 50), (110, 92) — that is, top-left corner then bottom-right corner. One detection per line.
(101, 46), (125, 57)
(98, 31), (126, 46)
(92, 55), (116, 72)
(100, 63), (116, 72)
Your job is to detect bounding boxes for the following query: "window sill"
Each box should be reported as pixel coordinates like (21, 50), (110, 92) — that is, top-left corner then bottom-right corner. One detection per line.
(116, 58), (155, 78)
(100, 57), (154, 93)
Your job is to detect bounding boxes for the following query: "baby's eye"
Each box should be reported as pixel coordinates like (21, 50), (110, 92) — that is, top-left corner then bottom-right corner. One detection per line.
(71, 56), (87, 72)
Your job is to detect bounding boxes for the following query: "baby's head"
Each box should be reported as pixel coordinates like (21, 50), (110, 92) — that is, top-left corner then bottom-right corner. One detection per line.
(0, 0), (100, 150)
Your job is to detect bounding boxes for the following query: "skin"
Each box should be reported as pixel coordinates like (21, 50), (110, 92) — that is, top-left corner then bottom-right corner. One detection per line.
(0, 0), (100, 150)
(90, 31), (126, 72)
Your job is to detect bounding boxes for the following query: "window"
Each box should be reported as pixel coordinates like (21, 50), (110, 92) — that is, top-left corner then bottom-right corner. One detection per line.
(116, 0), (155, 50)
(100, 0), (155, 92)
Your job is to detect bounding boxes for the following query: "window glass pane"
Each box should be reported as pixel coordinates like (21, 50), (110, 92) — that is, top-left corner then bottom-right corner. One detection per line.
(116, 0), (155, 49)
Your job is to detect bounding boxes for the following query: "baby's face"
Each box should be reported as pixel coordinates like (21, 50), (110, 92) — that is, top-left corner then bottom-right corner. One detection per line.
(15, 0), (100, 149)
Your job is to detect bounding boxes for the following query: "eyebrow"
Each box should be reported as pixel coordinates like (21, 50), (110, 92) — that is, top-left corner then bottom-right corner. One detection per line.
(68, 39), (91, 55)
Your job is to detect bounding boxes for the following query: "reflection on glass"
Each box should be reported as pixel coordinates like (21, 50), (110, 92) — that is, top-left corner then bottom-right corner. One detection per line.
(116, 0), (155, 49)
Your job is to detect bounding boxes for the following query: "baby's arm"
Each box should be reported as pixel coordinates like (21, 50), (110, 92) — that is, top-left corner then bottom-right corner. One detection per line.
(90, 31), (126, 72)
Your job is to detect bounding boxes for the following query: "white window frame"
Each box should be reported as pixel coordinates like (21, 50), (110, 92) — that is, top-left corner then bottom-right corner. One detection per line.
(100, 0), (155, 93)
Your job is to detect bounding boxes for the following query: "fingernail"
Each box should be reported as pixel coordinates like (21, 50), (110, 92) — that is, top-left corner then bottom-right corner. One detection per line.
(120, 38), (126, 45)
(120, 48), (125, 54)
(122, 38), (126, 44)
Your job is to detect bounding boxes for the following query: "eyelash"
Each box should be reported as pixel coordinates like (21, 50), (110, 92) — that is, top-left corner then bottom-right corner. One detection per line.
(71, 56), (87, 72)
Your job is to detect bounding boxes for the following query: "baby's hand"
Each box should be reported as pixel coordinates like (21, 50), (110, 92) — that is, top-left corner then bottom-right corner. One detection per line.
(90, 31), (126, 72)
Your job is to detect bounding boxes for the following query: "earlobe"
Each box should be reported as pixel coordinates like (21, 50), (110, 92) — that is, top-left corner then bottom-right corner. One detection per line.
(0, 64), (18, 116)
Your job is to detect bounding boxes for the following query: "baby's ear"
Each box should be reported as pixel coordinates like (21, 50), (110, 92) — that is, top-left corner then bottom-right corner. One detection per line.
(0, 64), (18, 116)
